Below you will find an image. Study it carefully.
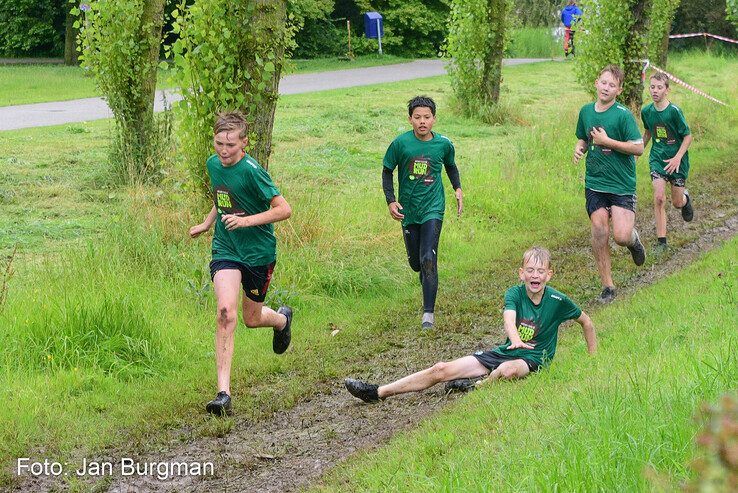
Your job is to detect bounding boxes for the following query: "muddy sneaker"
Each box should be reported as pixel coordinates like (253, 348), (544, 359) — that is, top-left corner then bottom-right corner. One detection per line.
(345, 378), (380, 403)
(681, 190), (694, 222)
(206, 391), (232, 416)
(627, 231), (646, 266)
(273, 306), (292, 354)
(653, 242), (668, 256)
(421, 312), (434, 331)
(597, 286), (617, 304)
(445, 377), (483, 393)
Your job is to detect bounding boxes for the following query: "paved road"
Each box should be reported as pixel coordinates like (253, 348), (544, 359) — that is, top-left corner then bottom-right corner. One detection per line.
(0, 58), (550, 131)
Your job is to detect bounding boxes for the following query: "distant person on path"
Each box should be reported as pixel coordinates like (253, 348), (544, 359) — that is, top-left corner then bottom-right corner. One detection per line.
(189, 111), (293, 416)
(561, 0), (582, 57)
(641, 73), (694, 253)
(345, 247), (597, 402)
(573, 64), (646, 304)
(382, 96), (463, 330)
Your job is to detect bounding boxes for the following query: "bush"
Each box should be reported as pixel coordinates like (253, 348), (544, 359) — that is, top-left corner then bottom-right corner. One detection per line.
(0, 0), (65, 57)
(293, 17), (346, 58)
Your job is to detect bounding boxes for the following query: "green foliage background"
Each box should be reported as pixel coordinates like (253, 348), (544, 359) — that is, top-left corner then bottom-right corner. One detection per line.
(0, 0), (65, 56)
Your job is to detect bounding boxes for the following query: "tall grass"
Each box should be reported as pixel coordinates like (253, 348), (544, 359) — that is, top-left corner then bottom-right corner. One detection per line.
(316, 238), (738, 491)
(506, 27), (560, 58)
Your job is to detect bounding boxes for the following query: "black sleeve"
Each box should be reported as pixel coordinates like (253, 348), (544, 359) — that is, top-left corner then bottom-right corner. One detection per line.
(444, 164), (461, 190)
(382, 167), (396, 204)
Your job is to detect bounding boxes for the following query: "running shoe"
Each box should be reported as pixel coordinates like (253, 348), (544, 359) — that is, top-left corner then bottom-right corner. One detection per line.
(598, 286), (617, 304)
(273, 306), (292, 354)
(627, 231), (646, 266)
(444, 377), (484, 393)
(206, 391), (232, 416)
(344, 378), (380, 403)
(681, 190), (694, 222)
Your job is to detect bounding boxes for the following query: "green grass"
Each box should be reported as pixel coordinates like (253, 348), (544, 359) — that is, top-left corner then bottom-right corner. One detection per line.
(315, 238), (738, 492)
(0, 52), (736, 488)
(0, 55), (412, 107)
(507, 27), (560, 58)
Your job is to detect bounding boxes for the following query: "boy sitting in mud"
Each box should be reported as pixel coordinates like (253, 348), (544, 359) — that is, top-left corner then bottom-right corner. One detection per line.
(344, 247), (597, 402)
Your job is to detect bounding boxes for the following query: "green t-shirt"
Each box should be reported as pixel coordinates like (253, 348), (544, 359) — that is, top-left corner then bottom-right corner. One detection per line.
(383, 130), (456, 227)
(576, 102), (642, 195)
(207, 153), (280, 266)
(492, 284), (582, 366)
(641, 102), (691, 180)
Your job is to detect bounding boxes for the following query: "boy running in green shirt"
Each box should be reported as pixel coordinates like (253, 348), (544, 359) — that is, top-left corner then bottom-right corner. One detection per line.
(641, 72), (694, 253)
(344, 247), (597, 402)
(189, 111), (293, 416)
(382, 96), (463, 330)
(573, 64), (646, 304)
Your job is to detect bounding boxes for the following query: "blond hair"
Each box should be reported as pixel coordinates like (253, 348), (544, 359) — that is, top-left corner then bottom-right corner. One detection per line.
(522, 246), (552, 269)
(214, 111), (248, 138)
(599, 64), (625, 87)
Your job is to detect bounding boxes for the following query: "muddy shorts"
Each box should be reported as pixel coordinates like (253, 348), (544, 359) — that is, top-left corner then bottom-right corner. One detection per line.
(650, 170), (686, 188)
(585, 188), (636, 217)
(210, 260), (275, 303)
(472, 350), (540, 373)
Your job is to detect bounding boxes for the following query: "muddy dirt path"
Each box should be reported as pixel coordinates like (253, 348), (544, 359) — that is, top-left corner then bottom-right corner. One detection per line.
(15, 193), (738, 493)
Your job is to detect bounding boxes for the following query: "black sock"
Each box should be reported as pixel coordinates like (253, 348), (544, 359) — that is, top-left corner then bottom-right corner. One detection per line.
(658, 237), (667, 245)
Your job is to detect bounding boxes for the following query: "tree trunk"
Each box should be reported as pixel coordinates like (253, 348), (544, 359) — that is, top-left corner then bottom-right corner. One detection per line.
(125, 0), (166, 177)
(239, 0), (288, 170)
(480, 0), (507, 105)
(64, 3), (79, 66)
(622, 0), (653, 112)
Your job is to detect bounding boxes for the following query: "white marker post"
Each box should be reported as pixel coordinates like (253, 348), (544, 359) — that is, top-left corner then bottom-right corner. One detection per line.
(377, 18), (382, 54)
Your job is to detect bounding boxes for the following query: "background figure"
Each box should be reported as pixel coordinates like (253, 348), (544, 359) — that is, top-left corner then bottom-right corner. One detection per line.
(561, 0), (582, 57)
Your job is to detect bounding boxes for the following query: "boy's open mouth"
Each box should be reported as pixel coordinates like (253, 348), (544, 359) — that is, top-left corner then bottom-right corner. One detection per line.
(530, 281), (541, 288)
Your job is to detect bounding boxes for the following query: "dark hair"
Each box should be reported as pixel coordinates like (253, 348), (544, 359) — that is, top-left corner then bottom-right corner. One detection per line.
(599, 64), (625, 86)
(214, 111), (248, 137)
(408, 96), (436, 116)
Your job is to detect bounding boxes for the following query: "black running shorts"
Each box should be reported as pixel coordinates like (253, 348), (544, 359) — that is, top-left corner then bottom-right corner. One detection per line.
(209, 260), (275, 303)
(585, 188), (636, 217)
(472, 350), (540, 373)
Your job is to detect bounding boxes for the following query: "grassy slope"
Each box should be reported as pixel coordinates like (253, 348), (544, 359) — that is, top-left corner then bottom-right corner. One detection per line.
(0, 55), (411, 107)
(0, 53), (735, 485)
(316, 237), (738, 492)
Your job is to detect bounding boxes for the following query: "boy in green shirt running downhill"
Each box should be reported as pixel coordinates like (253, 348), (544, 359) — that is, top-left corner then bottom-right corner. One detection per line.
(573, 64), (646, 304)
(641, 72), (694, 253)
(382, 96), (463, 330)
(344, 247), (597, 403)
(189, 111), (294, 416)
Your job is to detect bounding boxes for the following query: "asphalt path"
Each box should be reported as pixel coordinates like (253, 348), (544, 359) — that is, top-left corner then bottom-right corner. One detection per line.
(0, 58), (550, 131)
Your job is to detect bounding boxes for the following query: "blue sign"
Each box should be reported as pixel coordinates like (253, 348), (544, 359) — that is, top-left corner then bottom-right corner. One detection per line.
(364, 12), (383, 39)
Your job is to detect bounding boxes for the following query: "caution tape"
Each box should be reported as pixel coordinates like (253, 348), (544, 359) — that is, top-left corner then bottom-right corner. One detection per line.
(668, 32), (738, 45)
(649, 62), (727, 106)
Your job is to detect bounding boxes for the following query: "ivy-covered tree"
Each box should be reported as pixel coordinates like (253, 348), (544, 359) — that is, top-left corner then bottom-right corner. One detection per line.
(445, 0), (512, 117)
(171, 0), (292, 196)
(726, 0), (738, 28)
(575, 0), (655, 111)
(647, 0), (680, 67)
(79, 0), (168, 182)
(64, 0), (80, 65)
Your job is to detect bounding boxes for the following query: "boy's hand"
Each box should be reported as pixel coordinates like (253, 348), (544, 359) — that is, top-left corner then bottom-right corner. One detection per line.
(573, 143), (586, 164)
(506, 340), (535, 350)
(388, 202), (405, 221)
(663, 156), (681, 174)
(222, 214), (250, 231)
(590, 126), (610, 146)
(455, 188), (463, 217)
(189, 223), (209, 238)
